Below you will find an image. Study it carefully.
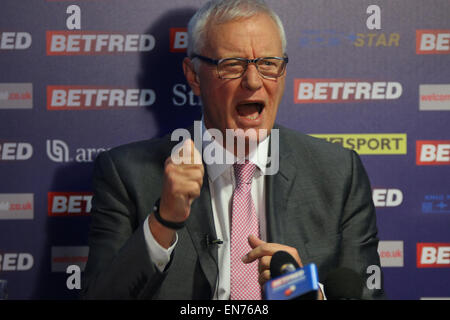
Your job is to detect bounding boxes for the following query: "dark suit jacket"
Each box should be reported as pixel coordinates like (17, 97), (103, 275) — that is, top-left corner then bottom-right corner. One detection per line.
(81, 124), (385, 299)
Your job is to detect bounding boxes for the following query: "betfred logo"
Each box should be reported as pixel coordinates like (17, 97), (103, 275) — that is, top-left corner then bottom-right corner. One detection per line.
(372, 188), (403, 207)
(170, 28), (187, 52)
(416, 30), (450, 54)
(416, 140), (450, 165)
(0, 142), (33, 161)
(294, 79), (402, 103)
(48, 192), (93, 216)
(0, 32), (32, 50)
(46, 31), (155, 55)
(0, 253), (34, 271)
(47, 86), (156, 109)
(417, 243), (450, 268)
(0, 83), (33, 109)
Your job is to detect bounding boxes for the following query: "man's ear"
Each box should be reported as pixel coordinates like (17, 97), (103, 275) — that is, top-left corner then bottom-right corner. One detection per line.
(182, 57), (201, 96)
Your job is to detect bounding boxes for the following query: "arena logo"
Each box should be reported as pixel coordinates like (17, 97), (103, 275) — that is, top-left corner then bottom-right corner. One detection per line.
(46, 31), (155, 55)
(421, 194), (450, 214)
(170, 28), (187, 52)
(294, 79), (403, 103)
(378, 241), (404, 267)
(51, 246), (89, 272)
(0, 142), (33, 161)
(309, 134), (407, 155)
(416, 140), (450, 165)
(48, 192), (92, 216)
(46, 139), (109, 163)
(372, 188), (403, 207)
(47, 86), (156, 110)
(417, 243), (450, 268)
(419, 84), (450, 111)
(0, 83), (33, 109)
(0, 252), (34, 271)
(298, 30), (400, 48)
(0, 194), (34, 220)
(0, 32), (32, 50)
(416, 30), (450, 54)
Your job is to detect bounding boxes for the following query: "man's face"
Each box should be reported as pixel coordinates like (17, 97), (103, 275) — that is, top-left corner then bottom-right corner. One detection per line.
(184, 13), (286, 143)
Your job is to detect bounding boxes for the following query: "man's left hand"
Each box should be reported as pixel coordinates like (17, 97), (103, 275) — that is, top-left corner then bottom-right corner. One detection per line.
(242, 235), (324, 299)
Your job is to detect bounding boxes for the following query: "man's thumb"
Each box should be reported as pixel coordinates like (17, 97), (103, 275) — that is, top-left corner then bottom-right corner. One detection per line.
(248, 234), (265, 249)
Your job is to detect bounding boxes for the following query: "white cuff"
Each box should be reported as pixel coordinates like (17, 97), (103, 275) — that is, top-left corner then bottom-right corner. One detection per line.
(143, 215), (178, 272)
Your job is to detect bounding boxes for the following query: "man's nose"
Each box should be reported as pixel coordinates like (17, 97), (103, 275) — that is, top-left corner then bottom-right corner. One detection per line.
(241, 64), (263, 91)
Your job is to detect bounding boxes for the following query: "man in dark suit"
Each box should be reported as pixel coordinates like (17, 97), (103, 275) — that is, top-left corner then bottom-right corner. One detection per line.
(81, 0), (385, 300)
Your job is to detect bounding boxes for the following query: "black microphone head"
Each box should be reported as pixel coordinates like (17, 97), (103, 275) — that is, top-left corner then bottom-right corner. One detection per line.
(270, 251), (300, 278)
(323, 268), (364, 300)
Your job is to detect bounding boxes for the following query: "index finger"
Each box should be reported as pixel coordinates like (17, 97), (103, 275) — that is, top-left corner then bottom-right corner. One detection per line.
(243, 242), (285, 264)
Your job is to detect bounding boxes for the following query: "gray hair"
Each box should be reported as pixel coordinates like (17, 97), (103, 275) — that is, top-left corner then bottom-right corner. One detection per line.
(187, 0), (287, 59)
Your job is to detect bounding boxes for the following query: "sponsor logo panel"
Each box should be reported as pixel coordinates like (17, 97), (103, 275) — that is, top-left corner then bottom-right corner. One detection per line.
(416, 140), (450, 165)
(310, 134), (407, 155)
(46, 31), (155, 55)
(378, 241), (404, 267)
(48, 192), (93, 216)
(294, 79), (402, 104)
(0, 83), (33, 110)
(51, 246), (89, 272)
(416, 30), (450, 54)
(419, 84), (450, 111)
(0, 194), (34, 220)
(421, 194), (450, 214)
(417, 243), (450, 268)
(298, 30), (400, 48)
(46, 139), (108, 163)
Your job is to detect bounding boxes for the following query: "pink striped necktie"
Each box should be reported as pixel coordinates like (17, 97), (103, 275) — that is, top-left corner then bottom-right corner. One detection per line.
(230, 160), (262, 300)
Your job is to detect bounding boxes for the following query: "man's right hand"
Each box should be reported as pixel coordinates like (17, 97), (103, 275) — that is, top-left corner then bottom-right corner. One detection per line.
(149, 139), (204, 248)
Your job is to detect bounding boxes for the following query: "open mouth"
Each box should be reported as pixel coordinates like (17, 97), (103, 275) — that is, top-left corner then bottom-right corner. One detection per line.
(236, 101), (265, 120)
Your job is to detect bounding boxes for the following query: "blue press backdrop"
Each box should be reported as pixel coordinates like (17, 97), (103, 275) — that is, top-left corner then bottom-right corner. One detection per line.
(0, 0), (449, 299)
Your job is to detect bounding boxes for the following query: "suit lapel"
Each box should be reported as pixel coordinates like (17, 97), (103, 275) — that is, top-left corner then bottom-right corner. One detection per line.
(265, 127), (310, 260)
(265, 139), (294, 244)
(185, 170), (218, 298)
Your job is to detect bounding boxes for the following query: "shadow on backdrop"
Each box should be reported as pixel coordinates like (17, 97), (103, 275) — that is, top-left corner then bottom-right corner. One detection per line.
(32, 7), (202, 299)
(139, 7), (202, 138)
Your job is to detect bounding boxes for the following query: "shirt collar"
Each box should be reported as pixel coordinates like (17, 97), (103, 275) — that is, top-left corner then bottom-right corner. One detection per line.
(201, 118), (270, 182)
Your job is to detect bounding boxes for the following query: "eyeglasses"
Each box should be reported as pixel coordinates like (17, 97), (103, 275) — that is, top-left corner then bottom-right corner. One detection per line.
(191, 53), (289, 79)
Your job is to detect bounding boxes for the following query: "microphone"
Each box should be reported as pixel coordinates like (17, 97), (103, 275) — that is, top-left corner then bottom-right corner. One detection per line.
(205, 234), (223, 247)
(270, 251), (299, 277)
(264, 251), (319, 300)
(323, 267), (364, 300)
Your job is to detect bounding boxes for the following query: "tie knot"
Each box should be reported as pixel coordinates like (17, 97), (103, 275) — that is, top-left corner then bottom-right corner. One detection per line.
(233, 161), (256, 186)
